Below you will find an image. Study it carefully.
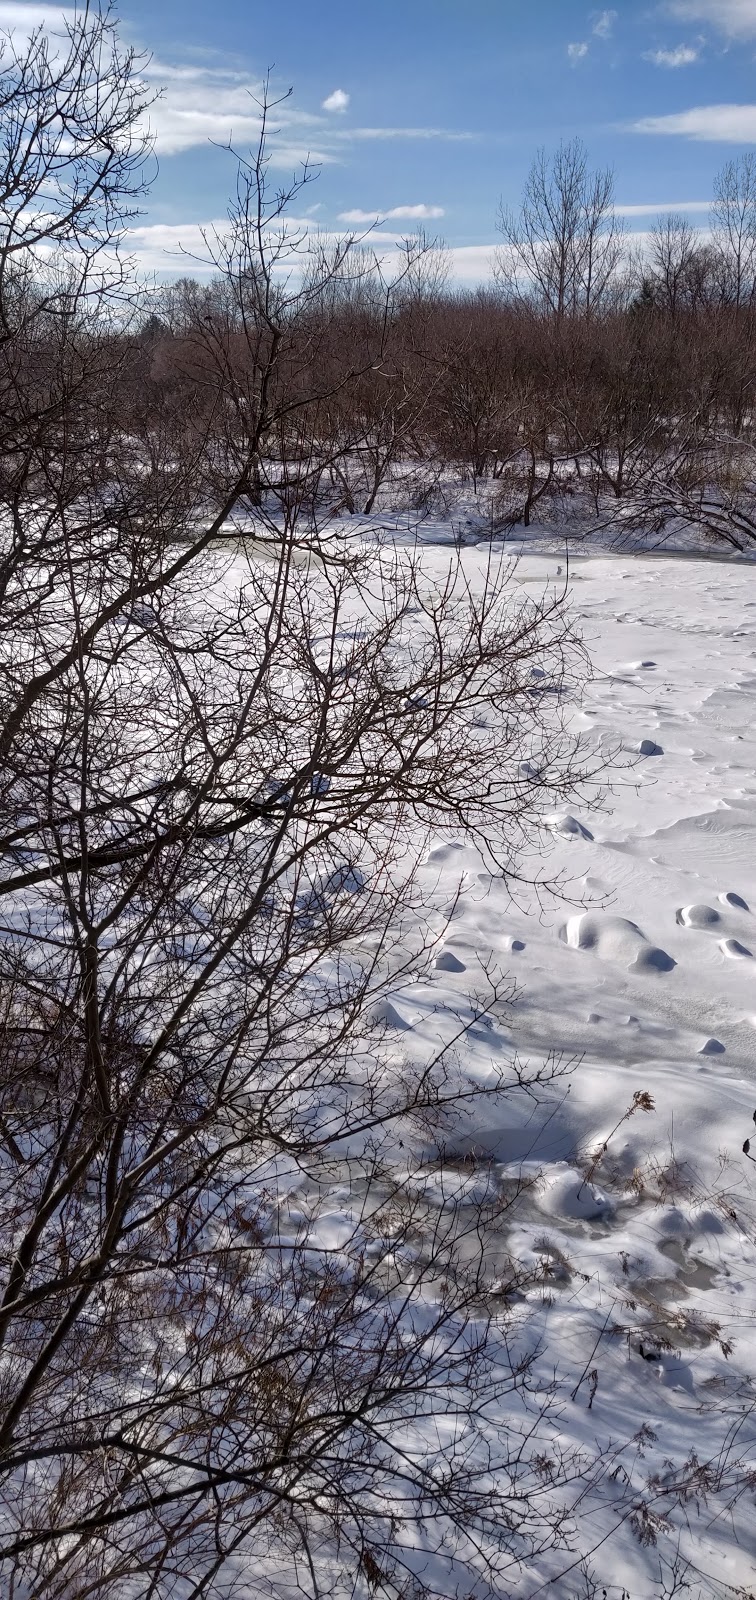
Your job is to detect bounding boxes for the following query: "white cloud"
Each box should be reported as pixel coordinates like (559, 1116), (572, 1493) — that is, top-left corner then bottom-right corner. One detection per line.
(322, 88), (349, 113)
(446, 244), (498, 282)
(124, 221), (230, 277)
(126, 217), (330, 274)
(633, 102), (756, 140)
(125, 218), (445, 278)
(123, 226), (523, 289)
(0, 1), (72, 29)
(593, 9), (617, 37)
(145, 64), (467, 161)
(384, 204), (445, 219)
(147, 100), (262, 157)
(644, 43), (699, 65)
(334, 126), (472, 142)
(615, 198), (710, 214)
(142, 61), (324, 157)
(0, 25), (469, 166)
(567, 41), (589, 62)
(338, 204), (445, 223)
(146, 76), (469, 159)
(668, 0), (756, 38)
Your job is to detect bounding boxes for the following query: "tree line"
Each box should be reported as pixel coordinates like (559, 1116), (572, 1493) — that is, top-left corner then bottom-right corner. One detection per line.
(117, 138), (756, 549)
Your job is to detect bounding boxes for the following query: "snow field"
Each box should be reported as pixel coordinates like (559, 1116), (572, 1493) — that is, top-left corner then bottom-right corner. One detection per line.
(214, 540), (756, 1596)
(358, 550), (756, 1595)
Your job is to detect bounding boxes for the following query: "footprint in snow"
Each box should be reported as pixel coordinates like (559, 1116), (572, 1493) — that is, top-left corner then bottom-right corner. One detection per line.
(720, 938), (753, 959)
(720, 891), (750, 911)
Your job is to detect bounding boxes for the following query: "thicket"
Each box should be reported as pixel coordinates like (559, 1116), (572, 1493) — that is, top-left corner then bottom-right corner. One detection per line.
(129, 142), (756, 548)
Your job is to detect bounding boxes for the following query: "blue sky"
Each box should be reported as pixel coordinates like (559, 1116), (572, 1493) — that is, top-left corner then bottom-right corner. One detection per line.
(8, 0), (756, 279)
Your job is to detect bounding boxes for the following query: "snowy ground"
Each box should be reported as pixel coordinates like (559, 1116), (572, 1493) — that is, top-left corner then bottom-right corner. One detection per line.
(209, 534), (756, 1597)
(358, 546), (756, 1597)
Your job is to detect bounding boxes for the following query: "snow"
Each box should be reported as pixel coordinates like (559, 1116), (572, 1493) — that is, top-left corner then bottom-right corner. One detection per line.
(328, 544), (756, 1595)
(190, 534), (756, 1594)
(20, 528), (754, 1596)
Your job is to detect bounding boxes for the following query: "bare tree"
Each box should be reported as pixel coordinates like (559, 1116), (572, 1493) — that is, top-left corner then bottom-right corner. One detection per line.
(495, 139), (623, 322)
(646, 214), (703, 320)
(711, 154), (756, 309)
(0, 13), (600, 1598)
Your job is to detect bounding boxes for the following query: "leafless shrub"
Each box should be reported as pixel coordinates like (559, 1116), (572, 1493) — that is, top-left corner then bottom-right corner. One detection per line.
(0, 16), (607, 1598)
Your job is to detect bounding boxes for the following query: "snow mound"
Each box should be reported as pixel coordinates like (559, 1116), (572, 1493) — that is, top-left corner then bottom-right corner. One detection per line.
(325, 863), (365, 895)
(638, 738), (663, 756)
(434, 949), (466, 972)
(425, 842), (465, 866)
(678, 903), (721, 928)
(374, 999), (414, 1031)
(560, 913), (675, 972)
(698, 1037), (725, 1054)
(547, 812), (593, 840)
(537, 1165), (614, 1221)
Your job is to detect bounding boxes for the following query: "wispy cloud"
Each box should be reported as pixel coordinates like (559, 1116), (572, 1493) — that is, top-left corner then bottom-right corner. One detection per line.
(644, 43), (699, 66)
(122, 225), (544, 289)
(126, 221), (228, 275)
(0, 15), (472, 163)
(0, 1), (72, 30)
(615, 199), (710, 214)
(139, 59), (471, 159)
(143, 61), (315, 157)
(632, 102), (756, 139)
(333, 126), (472, 142)
(338, 204), (445, 222)
(567, 40), (589, 63)
(126, 217), (449, 277)
(322, 88), (349, 113)
(265, 144), (341, 168)
(592, 9), (617, 37)
(668, 0), (756, 38)
(446, 244), (498, 282)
